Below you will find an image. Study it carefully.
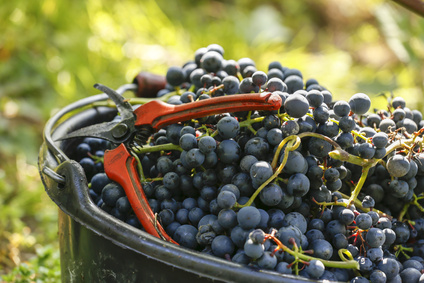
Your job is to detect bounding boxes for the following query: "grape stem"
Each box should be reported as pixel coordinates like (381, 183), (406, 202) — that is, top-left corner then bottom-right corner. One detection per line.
(132, 143), (183, 154)
(338, 192), (392, 219)
(233, 136), (300, 209)
(264, 233), (360, 270)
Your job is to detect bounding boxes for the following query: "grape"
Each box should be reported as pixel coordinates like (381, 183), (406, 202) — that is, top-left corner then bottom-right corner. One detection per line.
(101, 183), (125, 206)
(412, 109), (423, 124)
(76, 143), (91, 160)
(268, 61), (283, 71)
(332, 233), (348, 250)
(257, 251), (277, 270)
(284, 75), (304, 93)
(239, 77), (259, 93)
(403, 259), (423, 270)
(275, 262), (292, 274)
(166, 66), (185, 87)
(369, 270), (387, 283)
(372, 132), (388, 148)
(259, 183), (283, 206)
(211, 235), (235, 259)
(216, 116), (240, 139)
(217, 190), (237, 209)
(200, 51), (223, 73)
(237, 206), (261, 229)
(336, 132), (354, 148)
(387, 155), (410, 178)
(278, 225), (303, 249)
(339, 116), (356, 133)
(313, 105), (330, 124)
(200, 74), (213, 88)
(216, 139), (241, 164)
(379, 118), (396, 133)
(281, 120), (299, 137)
(400, 268), (422, 283)
(287, 173), (310, 197)
(366, 228), (386, 248)
(267, 77), (287, 92)
(392, 221), (410, 244)
(91, 173), (111, 195)
(185, 148), (205, 168)
(238, 57), (256, 73)
(159, 209), (175, 227)
(362, 196), (375, 209)
(166, 123), (184, 145)
(324, 168), (340, 182)
(194, 47), (208, 66)
(206, 43), (224, 55)
(232, 251), (251, 265)
(250, 161), (273, 189)
(339, 208), (355, 225)
(248, 229), (266, 244)
(317, 121), (339, 138)
(262, 114), (280, 130)
(230, 225), (251, 248)
(281, 150), (308, 174)
(179, 134), (197, 151)
(285, 68), (303, 78)
(306, 259), (325, 279)
(356, 213), (373, 230)
(402, 118), (418, 134)
(217, 208), (237, 229)
(306, 90), (324, 108)
(367, 114), (381, 128)
(377, 258), (400, 280)
(266, 128), (283, 146)
(349, 93), (371, 115)
(326, 220), (347, 238)
(162, 172), (180, 191)
(305, 229), (325, 243)
(389, 179), (409, 198)
(333, 100), (351, 117)
(244, 238), (265, 260)
(310, 239), (333, 260)
(79, 157), (96, 180)
(115, 196), (131, 216)
(222, 76), (240, 94)
(176, 208), (189, 224)
(282, 212), (308, 234)
(367, 247), (384, 262)
(392, 96), (406, 109)
(173, 225), (198, 249)
(284, 93), (310, 118)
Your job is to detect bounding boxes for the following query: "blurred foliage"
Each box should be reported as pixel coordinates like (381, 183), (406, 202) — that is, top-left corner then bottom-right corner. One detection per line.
(1, 0), (424, 279)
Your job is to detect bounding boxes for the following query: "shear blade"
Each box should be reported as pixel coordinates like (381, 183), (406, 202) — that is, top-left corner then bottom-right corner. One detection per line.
(94, 83), (134, 121)
(57, 121), (129, 144)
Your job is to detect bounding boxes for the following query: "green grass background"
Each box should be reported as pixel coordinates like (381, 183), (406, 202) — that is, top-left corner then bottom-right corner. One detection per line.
(1, 0), (424, 281)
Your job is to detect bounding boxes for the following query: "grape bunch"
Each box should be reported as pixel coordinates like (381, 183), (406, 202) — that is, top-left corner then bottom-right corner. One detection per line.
(75, 44), (424, 282)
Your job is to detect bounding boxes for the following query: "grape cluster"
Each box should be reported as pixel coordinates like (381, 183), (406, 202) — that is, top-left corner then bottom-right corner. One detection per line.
(75, 44), (424, 282)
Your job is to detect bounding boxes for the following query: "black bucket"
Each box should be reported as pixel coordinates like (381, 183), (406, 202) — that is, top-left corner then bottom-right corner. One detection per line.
(38, 84), (312, 283)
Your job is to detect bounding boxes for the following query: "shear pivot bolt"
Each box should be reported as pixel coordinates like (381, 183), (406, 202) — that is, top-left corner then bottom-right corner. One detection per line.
(112, 124), (129, 139)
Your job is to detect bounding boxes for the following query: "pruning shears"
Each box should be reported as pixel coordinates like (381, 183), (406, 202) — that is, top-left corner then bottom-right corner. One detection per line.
(62, 82), (282, 244)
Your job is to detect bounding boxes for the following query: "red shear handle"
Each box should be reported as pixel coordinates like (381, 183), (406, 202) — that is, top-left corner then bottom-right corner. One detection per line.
(134, 92), (282, 130)
(104, 144), (177, 244)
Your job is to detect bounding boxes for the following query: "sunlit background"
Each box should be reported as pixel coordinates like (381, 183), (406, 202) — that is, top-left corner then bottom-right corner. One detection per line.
(1, 0), (424, 280)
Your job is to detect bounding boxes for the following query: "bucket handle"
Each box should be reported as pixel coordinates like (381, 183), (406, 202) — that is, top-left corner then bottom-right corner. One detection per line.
(42, 165), (66, 186)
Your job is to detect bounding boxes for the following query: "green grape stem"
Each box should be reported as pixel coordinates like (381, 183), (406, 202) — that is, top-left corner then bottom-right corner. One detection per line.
(233, 136), (300, 209)
(132, 143), (183, 154)
(265, 234), (359, 270)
